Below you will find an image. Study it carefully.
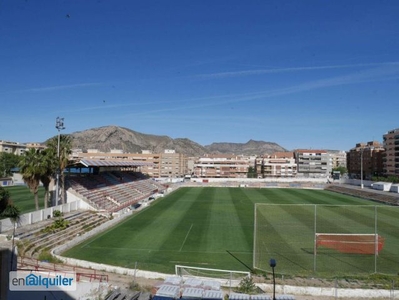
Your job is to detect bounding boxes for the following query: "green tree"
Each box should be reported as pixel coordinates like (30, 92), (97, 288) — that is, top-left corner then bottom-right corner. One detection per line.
(18, 148), (45, 210)
(46, 134), (72, 204)
(332, 166), (347, 175)
(0, 185), (10, 214)
(235, 276), (257, 294)
(0, 152), (21, 177)
(387, 175), (399, 183)
(372, 175), (399, 183)
(247, 166), (257, 178)
(1, 201), (21, 268)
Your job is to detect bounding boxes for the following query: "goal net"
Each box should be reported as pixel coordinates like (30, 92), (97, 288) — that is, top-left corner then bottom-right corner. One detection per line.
(175, 265), (250, 287)
(315, 233), (385, 255)
(253, 204), (399, 275)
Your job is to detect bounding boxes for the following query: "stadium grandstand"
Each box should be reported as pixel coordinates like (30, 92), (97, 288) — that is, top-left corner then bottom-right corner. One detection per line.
(66, 159), (167, 213)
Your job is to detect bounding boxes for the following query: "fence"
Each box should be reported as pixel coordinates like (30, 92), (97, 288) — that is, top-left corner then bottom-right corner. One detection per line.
(18, 257), (109, 282)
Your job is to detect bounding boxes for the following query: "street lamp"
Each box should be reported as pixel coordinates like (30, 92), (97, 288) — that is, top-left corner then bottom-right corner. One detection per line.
(269, 258), (276, 300)
(55, 117), (65, 205)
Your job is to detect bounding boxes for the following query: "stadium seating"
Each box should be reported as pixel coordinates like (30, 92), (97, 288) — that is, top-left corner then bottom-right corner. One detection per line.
(13, 211), (109, 258)
(68, 173), (167, 212)
(325, 185), (399, 206)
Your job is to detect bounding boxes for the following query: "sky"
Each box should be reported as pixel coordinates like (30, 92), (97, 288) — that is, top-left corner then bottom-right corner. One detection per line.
(1, 0), (398, 151)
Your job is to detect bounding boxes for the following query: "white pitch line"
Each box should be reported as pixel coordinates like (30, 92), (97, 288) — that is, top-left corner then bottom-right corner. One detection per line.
(85, 245), (252, 254)
(179, 223), (193, 252)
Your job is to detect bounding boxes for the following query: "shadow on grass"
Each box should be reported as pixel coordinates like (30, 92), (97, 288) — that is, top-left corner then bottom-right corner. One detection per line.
(226, 250), (253, 272)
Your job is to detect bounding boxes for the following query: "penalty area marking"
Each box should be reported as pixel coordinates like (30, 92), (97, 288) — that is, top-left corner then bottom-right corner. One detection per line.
(180, 223), (193, 252)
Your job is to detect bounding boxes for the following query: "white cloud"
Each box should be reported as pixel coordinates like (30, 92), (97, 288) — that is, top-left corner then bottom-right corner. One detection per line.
(197, 61), (399, 79)
(124, 63), (399, 116)
(25, 82), (102, 92)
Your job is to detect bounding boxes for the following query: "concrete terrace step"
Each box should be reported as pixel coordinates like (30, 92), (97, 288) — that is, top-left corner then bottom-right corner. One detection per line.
(21, 213), (109, 258)
(19, 211), (98, 243)
(325, 184), (399, 206)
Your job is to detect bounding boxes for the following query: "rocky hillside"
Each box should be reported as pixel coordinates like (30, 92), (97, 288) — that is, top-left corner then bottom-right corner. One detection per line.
(70, 126), (209, 156)
(205, 139), (287, 155)
(68, 125), (286, 156)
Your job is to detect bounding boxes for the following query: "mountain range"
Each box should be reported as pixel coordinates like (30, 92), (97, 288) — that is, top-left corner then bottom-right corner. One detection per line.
(68, 125), (287, 156)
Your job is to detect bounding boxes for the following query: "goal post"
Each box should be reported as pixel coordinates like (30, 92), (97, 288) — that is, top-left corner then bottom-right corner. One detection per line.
(253, 204), (396, 275)
(315, 233), (385, 255)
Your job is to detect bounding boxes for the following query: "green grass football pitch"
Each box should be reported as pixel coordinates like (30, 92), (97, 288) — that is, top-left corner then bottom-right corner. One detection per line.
(62, 187), (399, 276)
(1, 186), (45, 216)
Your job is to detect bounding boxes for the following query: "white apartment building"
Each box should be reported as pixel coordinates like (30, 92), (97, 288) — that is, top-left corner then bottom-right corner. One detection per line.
(328, 150), (347, 168)
(256, 152), (297, 178)
(193, 154), (250, 178)
(0, 140), (45, 155)
(295, 149), (332, 178)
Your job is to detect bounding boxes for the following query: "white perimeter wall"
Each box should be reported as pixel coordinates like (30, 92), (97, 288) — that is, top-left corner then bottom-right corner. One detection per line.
(0, 191), (95, 233)
(190, 177), (327, 183)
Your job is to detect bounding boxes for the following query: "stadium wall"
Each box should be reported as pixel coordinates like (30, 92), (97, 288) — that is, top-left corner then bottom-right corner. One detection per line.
(342, 178), (374, 187)
(190, 178), (327, 184)
(186, 178), (327, 190)
(66, 190), (96, 210)
(256, 283), (398, 299)
(0, 199), (85, 233)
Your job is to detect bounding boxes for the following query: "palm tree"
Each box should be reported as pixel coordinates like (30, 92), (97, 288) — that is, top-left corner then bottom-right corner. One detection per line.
(40, 148), (57, 209)
(18, 148), (45, 210)
(1, 201), (21, 269)
(46, 134), (72, 204)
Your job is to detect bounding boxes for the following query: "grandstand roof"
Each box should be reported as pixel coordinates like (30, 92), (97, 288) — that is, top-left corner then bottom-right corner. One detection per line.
(78, 159), (153, 167)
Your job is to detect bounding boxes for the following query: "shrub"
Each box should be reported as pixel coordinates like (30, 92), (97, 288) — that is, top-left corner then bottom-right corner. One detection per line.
(53, 210), (63, 218)
(235, 276), (257, 294)
(38, 250), (62, 263)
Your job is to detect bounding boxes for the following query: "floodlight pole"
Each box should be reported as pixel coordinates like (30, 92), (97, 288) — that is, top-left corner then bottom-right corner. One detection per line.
(269, 258), (276, 300)
(55, 117), (65, 205)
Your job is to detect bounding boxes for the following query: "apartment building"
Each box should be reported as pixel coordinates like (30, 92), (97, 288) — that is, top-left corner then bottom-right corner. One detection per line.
(159, 150), (187, 179)
(347, 141), (385, 179)
(256, 152), (297, 178)
(383, 128), (399, 177)
(193, 154), (251, 178)
(328, 150), (347, 168)
(0, 140), (45, 155)
(294, 149), (332, 178)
